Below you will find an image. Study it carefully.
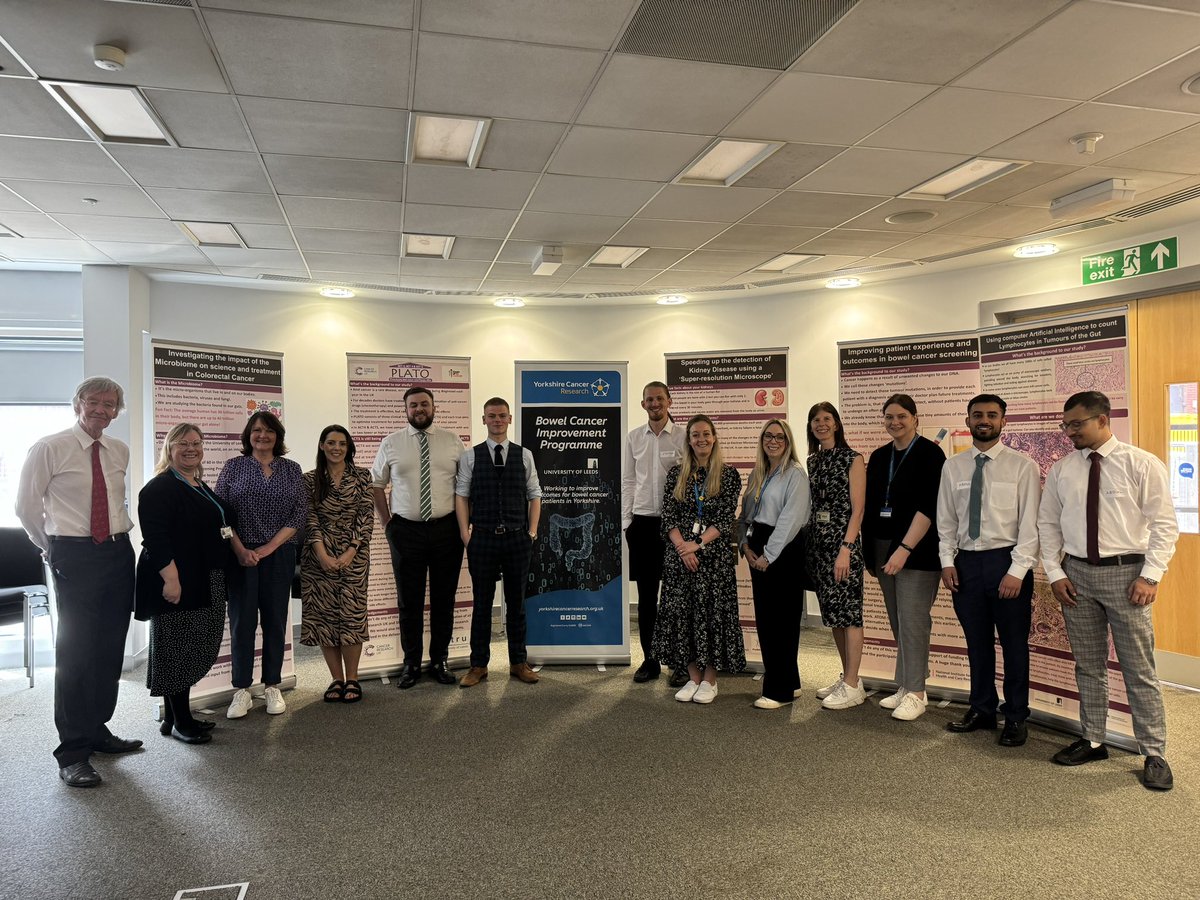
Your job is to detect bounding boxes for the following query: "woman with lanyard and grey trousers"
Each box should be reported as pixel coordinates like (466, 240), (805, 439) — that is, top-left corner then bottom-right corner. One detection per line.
(862, 394), (946, 722)
(740, 418), (811, 710)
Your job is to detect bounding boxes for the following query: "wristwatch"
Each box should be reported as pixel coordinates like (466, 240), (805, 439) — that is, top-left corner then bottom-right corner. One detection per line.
(695, 534), (705, 548)
(1142, 577), (1159, 586)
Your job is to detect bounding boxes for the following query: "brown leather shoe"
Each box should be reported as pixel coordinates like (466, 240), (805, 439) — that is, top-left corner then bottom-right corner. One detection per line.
(510, 662), (540, 684)
(460, 666), (489, 688)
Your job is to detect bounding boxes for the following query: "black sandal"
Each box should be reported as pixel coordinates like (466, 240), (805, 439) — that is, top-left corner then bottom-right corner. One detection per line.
(323, 680), (346, 703)
(342, 680), (362, 703)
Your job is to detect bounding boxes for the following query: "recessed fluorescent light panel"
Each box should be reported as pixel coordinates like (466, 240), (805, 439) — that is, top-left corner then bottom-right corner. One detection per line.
(42, 80), (176, 146)
(176, 221), (245, 248)
(410, 114), (491, 168)
(755, 253), (822, 273)
(402, 233), (455, 259)
(903, 157), (1028, 201)
(586, 246), (648, 268)
(676, 139), (784, 187)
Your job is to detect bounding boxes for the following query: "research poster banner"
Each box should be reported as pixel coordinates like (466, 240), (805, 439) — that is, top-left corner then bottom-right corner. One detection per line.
(150, 339), (293, 701)
(347, 354), (472, 674)
(665, 348), (789, 668)
(517, 362), (628, 664)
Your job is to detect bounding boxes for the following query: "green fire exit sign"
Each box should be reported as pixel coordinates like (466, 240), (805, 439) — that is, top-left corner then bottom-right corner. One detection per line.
(1082, 237), (1177, 284)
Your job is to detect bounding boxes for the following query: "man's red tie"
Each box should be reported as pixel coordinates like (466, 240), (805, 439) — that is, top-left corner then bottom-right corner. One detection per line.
(91, 440), (110, 543)
(1086, 451), (1102, 565)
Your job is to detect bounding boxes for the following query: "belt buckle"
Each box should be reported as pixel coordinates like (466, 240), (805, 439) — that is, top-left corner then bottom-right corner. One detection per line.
(494, 526), (506, 535)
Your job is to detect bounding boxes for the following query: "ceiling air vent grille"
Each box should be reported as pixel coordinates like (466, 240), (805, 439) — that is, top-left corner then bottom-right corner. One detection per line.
(616, 0), (858, 70)
(103, 0), (195, 8)
(1111, 185), (1200, 220)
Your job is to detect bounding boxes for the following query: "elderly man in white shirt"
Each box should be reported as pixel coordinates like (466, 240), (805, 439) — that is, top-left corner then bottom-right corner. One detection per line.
(1038, 390), (1179, 791)
(937, 394), (1040, 747)
(15, 376), (142, 788)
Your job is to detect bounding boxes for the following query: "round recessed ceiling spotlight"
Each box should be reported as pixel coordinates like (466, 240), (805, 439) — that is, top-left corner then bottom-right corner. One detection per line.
(825, 277), (861, 289)
(319, 286), (355, 298)
(1181, 73), (1200, 96)
(493, 296), (525, 308)
(884, 209), (937, 225)
(656, 294), (688, 305)
(1013, 243), (1058, 259)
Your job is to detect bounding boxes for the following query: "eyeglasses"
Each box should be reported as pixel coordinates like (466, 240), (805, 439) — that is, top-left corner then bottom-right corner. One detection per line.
(173, 441), (203, 450)
(1058, 415), (1100, 432)
(83, 399), (118, 411)
(762, 434), (787, 445)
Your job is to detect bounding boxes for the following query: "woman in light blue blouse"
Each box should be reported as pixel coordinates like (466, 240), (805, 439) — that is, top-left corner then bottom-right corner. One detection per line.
(740, 419), (811, 709)
(215, 410), (307, 720)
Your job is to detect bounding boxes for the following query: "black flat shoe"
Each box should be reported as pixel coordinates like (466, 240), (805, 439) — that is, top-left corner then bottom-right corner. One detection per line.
(1143, 756), (1173, 791)
(159, 719), (174, 736)
(397, 665), (422, 690)
(428, 662), (457, 685)
(92, 735), (144, 754)
(1052, 738), (1108, 766)
(633, 660), (661, 683)
(59, 761), (102, 787)
(946, 709), (997, 733)
(193, 718), (216, 731)
(171, 726), (212, 745)
(998, 720), (1028, 747)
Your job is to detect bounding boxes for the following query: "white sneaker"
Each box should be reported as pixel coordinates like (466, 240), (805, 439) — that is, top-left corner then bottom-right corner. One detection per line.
(815, 676), (844, 700)
(822, 680), (868, 710)
(891, 692), (927, 721)
(753, 696), (790, 709)
(879, 687), (908, 710)
(692, 681), (718, 704)
(675, 680), (701, 702)
(226, 688), (253, 719)
(264, 686), (286, 715)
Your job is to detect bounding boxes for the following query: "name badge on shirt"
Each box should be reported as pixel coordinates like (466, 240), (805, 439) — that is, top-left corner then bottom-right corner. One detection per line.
(955, 480), (972, 490)
(879, 507), (893, 519)
(220, 526), (233, 540)
(816, 510), (831, 524)
(692, 521), (702, 535)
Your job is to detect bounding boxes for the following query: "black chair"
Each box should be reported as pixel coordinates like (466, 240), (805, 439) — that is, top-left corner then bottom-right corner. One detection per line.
(0, 527), (54, 689)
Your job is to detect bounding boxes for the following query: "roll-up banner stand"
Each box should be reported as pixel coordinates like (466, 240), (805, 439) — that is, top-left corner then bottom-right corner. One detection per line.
(150, 339), (294, 708)
(347, 354), (473, 675)
(517, 361), (629, 665)
(837, 308), (1137, 751)
(665, 347), (790, 672)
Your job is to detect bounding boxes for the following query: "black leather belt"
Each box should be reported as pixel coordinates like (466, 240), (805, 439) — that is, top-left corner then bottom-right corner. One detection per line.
(50, 533), (130, 543)
(1067, 553), (1145, 567)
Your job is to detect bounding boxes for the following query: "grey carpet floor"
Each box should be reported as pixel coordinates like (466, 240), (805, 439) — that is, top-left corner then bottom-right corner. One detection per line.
(0, 629), (1197, 900)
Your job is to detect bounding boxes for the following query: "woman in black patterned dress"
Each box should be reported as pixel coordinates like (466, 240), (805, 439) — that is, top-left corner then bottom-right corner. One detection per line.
(301, 425), (374, 704)
(804, 402), (868, 711)
(651, 414), (744, 705)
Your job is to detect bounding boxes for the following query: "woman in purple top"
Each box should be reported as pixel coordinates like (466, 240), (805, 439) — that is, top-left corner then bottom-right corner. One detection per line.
(215, 410), (307, 721)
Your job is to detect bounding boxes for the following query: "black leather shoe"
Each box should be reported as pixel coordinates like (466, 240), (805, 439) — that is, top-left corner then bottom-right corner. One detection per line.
(428, 661), (457, 685)
(668, 669), (690, 689)
(193, 718), (216, 731)
(92, 735), (144, 754)
(946, 709), (997, 733)
(397, 665), (422, 690)
(633, 660), (661, 683)
(59, 761), (102, 787)
(1053, 738), (1109, 766)
(161, 717), (215, 736)
(998, 720), (1028, 747)
(171, 726), (212, 745)
(1143, 756), (1174, 791)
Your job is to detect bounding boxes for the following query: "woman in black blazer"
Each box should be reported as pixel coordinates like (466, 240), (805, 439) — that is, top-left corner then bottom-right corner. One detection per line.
(136, 422), (235, 744)
(862, 394), (946, 723)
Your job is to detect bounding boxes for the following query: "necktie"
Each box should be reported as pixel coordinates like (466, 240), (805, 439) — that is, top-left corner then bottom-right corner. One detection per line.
(968, 453), (988, 540)
(1086, 451), (1102, 565)
(417, 430), (432, 521)
(90, 440), (110, 543)
(494, 444), (504, 468)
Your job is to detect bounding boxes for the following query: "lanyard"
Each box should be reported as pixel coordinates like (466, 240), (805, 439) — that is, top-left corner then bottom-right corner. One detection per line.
(171, 469), (227, 527)
(692, 472), (706, 520)
(884, 437), (917, 507)
(747, 465), (782, 524)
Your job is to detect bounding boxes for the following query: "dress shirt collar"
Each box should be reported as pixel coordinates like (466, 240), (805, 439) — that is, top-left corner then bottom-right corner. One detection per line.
(485, 437), (511, 452)
(406, 423), (432, 437)
(638, 418), (677, 438)
(71, 421), (114, 449)
(1082, 434), (1119, 460)
(970, 443), (1004, 461)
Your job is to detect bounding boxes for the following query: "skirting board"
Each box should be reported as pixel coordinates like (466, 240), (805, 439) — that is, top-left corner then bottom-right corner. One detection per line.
(1157, 649), (1200, 691)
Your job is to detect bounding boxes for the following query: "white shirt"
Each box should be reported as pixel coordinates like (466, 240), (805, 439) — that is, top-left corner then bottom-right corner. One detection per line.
(740, 462), (811, 563)
(369, 424), (465, 519)
(15, 423), (134, 551)
(1038, 435), (1179, 583)
(621, 418), (685, 528)
(937, 443), (1040, 579)
(455, 439), (542, 500)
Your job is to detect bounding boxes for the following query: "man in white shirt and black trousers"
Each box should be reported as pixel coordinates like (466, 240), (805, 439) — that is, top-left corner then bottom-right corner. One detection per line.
(621, 381), (686, 685)
(1038, 390), (1179, 791)
(937, 393), (1040, 747)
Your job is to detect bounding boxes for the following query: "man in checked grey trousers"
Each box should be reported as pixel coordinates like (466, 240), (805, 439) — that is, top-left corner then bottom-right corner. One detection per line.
(1038, 390), (1179, 791)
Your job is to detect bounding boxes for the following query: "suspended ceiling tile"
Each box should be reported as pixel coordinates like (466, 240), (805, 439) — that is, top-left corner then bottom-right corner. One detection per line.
(883, 233), (1001, 260)
(639, 185), (777, 223)
(487, 259), (577, 281)
(476, 120), (568, 173)
(495, 241), (599, 265)
(0, 237), (110, 261)
(723, 72), (936, 144)
(262, 154), (405, 201)
(405, 167), (539, 210)
(147, 188), (286, 225)
(3, 180), (163, 218)
(400, 258), (496, 280)
(1106, 124), (1200, 175)
(143, 90), (256, 152)
(220, 266), (311, 280)
(954, 1), (1200, 100)
(199, 0), (414, 28)
(0, 211), (74, 239)
(1099, 46), (1200, 114)
(0, 137), (132, 185)
(933, 204), (1061, 239)
(448, 238), (504, 261)
(733, 143), (843, 189)
(308, 270), (399, 287)
(280, 196), (402, 231)
(609, 218), (728, 248)
(414, 34), (605, 123)
(396, 275), (481, 291)
(700, 223), (827, 252)
(841, 198), (990, 233)
(108, 146), (271, 193)
(792, 148), (970, 195)
(509, 211), (626, 243)
(636, 269), (722, 288)
(676, 249), (778, 272)
(88, 242), (211, 265)
(578, 54), (776, 134)
(53, 214), (187, 243)
(304, 251), (399, 275)
(528, 175), (661, 218)
(240, 97), (408, 162)
(743, 191), (887, 228)
(566, 266), (652, 285)
(0, 78), (87, 141)
(625, 248), (692, 269)
(0, 186), (35, 211)
(951, 162), (1079, 203)
(234, 224), (299, 251)
(796, 228), (909, 256)
(420, 0), (636, 49)
(204, 10), (411, 107)
(794, 0), (1071, 84)
(402, 203), (519, 239)
(549, 127), (711, 181)
(293, 228), (400, 255)
(203, 247), (306, 268)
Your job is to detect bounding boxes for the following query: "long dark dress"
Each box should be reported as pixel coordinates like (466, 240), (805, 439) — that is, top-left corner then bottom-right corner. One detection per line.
(651, 464), (745, 673)
(805, 447), (865, 627)
(300, 465), (374, 646)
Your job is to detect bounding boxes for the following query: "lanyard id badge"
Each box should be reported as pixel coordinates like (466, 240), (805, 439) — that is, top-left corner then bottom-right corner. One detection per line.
(879, 507), (893, 519)
(816, 510), (831, 524)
